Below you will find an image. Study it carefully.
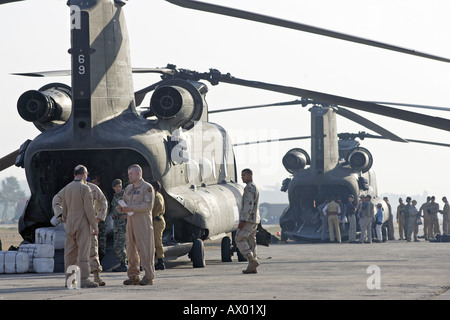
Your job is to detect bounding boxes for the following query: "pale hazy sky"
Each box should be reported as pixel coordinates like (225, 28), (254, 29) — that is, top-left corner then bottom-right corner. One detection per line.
(1, 0), (450, 200)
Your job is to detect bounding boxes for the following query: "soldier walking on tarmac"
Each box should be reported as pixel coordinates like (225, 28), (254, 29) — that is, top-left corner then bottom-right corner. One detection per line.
(236, 168), (261, 274)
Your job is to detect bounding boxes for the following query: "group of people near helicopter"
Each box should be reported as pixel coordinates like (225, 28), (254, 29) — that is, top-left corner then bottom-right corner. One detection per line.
(316, 194), (450, 244)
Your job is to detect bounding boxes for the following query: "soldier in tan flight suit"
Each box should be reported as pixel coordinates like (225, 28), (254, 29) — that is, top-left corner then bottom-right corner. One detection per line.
(117, 164), (155, 285)
(419, 197), (431, 240)
(428, 196), (440, 239)
(151, 181), (166, 271)
(236, 168), (260, 274)
(61, 165), (98, 288)
(86, 181), (108, 286)
(439, 196), (450, 234)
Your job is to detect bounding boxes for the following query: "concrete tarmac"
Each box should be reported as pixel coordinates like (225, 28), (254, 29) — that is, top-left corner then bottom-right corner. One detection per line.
(1, 238), (450, 301)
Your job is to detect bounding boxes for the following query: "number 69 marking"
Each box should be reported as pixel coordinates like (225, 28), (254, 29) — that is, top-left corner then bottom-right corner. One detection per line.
(78, 54), (86, 75)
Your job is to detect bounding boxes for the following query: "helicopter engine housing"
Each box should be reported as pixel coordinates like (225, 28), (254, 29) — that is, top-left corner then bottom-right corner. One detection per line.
(17, 83), (72, 132)
(347, 147), (373, 173)
(282, 148), (310, 174)
(150, 79), (208, 129)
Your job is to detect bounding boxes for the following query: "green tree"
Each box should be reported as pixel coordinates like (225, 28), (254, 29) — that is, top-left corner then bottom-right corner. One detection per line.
(0, 176), (25, 222)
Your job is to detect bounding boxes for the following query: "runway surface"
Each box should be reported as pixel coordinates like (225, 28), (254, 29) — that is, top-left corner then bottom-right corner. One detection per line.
(1, 238), (449, 301)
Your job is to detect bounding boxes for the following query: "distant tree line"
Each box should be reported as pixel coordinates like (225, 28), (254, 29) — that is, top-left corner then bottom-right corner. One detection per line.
(0, 176), (26, 222)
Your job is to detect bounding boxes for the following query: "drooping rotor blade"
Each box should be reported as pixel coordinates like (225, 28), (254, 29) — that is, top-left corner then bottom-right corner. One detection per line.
(369, 101), (450, 113)
(0, 149), (19, 172)
(209, 99), (303, 114)
(12, 68), (174, 78)
(11, 70), (72, 77)
(0, 0), (23, 4)
(335, 107), (406, 142)
(166, 0), (450, 64)
(339, 132), (450, 148)
(211, 72), (450, 133)
(210, 98), (406, 142)
(233, 136), (311, 147)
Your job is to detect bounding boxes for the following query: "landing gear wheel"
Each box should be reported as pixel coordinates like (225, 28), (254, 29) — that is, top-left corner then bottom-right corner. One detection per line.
(191, 238), (205, 268)
(221, 236), (232, 262)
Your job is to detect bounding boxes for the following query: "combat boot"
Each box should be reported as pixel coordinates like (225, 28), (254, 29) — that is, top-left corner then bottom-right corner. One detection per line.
(139, 277), (154, 286)
(80, 279), (99, 288)
(242, 256), (260, 274)
(155, 258), (165, 270)
(123, 276), (140, 285)
(93, 271), (106, 286)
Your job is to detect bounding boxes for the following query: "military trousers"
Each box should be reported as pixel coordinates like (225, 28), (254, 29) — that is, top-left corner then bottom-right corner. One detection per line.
(89, 234), (102, 273)
(398, 215), (405, 240)
(153, 216), (166, 259)
(348, 214), (357, 242)
(64, 221), (92, 281)
(327, 214), (341, 242)
(443, 218), (450, 235)
(126, 213), (155, 280)
(423, 215), (430, 240)
(113, 219), (127, 264)
(235, 221), (258, 259)
(428, 213), (440, 239)
(359, 216), (372, 243)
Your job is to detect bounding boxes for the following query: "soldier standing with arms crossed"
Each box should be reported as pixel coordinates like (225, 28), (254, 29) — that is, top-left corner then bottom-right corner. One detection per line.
(61, 165), (98, 288)
(117, 164), (155, 285)
(236, 168), (261, 274)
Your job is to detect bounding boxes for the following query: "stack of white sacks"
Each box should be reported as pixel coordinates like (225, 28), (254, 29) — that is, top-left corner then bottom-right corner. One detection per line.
(0, 243), (54, 273)
(0, 218), (66, 273)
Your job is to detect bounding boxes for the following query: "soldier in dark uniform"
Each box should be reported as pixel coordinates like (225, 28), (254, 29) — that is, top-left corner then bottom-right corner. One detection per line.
(110, 179), (127, 272)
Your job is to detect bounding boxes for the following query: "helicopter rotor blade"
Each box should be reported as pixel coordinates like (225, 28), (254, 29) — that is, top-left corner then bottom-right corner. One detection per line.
(368, 101), (450, 113)
(209, 72), (450, 133)
(233, 136), (311, 147)
(12, 68), (175, 78)
(335, 107), (406, 142)
(166, 0), (450, 64)
(0, 0), (23, 4)
(0, 149), (19, 172)
(340, 132), (450, 148)
(210, 98), (407, 142)
(209, 99), (303, 114)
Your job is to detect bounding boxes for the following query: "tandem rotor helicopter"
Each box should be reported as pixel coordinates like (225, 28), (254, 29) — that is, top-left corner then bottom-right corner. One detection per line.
(1, 0), (450, 266)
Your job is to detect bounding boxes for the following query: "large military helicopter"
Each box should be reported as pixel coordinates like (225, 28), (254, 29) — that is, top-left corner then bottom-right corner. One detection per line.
(161, 0), (450, 241)
(1, 0), (450, 265)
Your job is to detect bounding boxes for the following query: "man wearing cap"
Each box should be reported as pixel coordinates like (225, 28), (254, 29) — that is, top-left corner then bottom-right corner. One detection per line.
(374, 203), (384, 243)
(110, 179), (127, 272)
